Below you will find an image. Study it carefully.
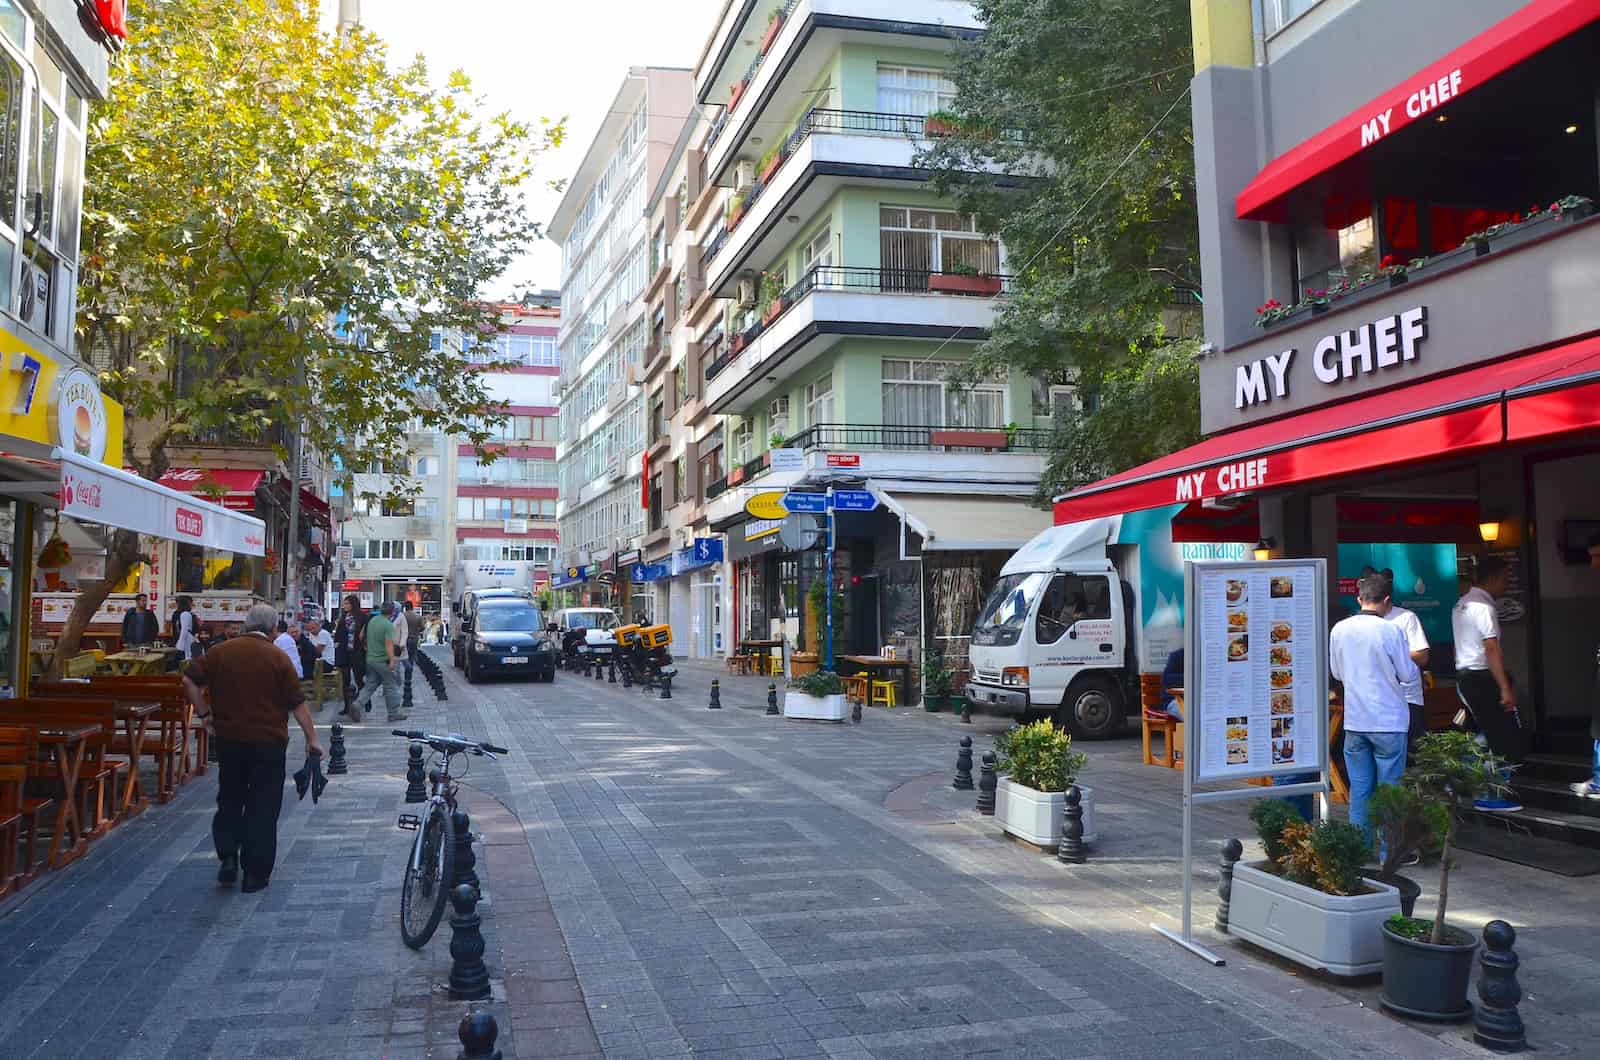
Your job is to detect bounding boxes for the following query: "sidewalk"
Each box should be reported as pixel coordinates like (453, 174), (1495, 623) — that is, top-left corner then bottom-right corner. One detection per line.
(672, 657), (1598, 1057)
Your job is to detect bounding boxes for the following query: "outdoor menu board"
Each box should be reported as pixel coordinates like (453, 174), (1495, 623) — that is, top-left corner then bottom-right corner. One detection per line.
(1189, 560), (1328, 784)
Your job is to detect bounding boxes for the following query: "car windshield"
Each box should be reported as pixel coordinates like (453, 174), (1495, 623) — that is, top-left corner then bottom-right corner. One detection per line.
(567, 611), (617, 630)
(477, 606), (543, 632)
(972, 572), (1050, 646)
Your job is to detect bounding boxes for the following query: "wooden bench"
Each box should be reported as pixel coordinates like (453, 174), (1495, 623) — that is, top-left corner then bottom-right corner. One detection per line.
(35, 678), (193, 802)
(0, 725), (54, 896)
(0, 699), (126, 840)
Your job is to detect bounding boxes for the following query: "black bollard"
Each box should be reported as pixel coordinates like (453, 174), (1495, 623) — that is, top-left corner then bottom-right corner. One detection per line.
(326, 722), (348, 775)
(976, 752), (997, 815)
(852, 698), (862, 724)
(621, 662), (633, 689)
(960, 701), (973, 724)
(447, 884), (491, 1000)
(595, 657), (604, 681)
(1057, 785), (1087, 863)
(766, 682), (778, 716)
(952, 736), (974, 790)
(659, 672), (672, 700)
(451, 809), (480, 898)
(1474, 921), (1526, 1052)
(402, 658), (415, 710)
(457, 1010), (503, 1060)
(404, 742), (428, 803)
(709, 679), (722, 709)
(1215, 838), (1244, 933)
(608, 659), (617, 683)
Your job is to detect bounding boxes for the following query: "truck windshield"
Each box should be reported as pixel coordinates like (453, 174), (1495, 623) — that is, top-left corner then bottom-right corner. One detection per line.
(972, 572), (1050, 646)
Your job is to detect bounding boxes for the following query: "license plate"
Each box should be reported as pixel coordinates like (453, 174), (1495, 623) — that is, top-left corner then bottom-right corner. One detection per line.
(501, 656), (528, 665)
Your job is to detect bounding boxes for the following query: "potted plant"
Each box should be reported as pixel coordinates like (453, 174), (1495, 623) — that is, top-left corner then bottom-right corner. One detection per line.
(992, 720), (1095, 848)
(1380, 731), (1508, 1022)
(923, 109), (959, 137)
(1227, 800), (1401, 976)
(921, 651), (955, 712)
(729, 77), (748, 111)
(1368, 782), (1446, 918)
(785, 668), (847, 721)
(759, 7), (784, 55)
(929, 261), (1003, 297)
(768, 431), (786, 449)
(758, 141), (786, 185)
(759, 270), (786, 325)
(725, 189), (748, 231)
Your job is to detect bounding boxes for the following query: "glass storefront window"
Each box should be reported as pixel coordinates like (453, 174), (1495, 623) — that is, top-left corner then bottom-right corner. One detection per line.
(175, 544), (263, 595)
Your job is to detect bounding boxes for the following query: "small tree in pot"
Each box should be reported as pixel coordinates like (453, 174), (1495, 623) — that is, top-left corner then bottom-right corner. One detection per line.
(1368, 782), (1447, 918)
(921, 651), (955, 712)
(992, 720), (1093, 847)
(1380, 731), (1510, 1021)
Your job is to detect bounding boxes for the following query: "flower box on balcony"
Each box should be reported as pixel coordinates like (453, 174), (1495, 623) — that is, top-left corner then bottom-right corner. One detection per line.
(759, 13), (784, 56)
(762, 298), (785, 325)
(726, 203), (746, 231)
(759, 150), (786, 186)
(924, 116), (957, 137)
(929, 273), (1003, 296)
(729, 332), (747, 354)
(729, 78), (748, 112)
(930, 428), (1008, 451)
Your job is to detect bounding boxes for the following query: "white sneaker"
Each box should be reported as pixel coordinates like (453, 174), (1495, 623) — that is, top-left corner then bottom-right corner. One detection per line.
(1570, 781), (1600, 799)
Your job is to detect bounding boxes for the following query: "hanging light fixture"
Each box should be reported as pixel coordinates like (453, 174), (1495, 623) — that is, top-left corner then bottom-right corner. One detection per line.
(1478, 519), (1501, 543)
(1252, 537), (1276, 561)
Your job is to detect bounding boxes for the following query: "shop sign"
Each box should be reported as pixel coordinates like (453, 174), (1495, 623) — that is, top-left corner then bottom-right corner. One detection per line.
(615, 549), (642, 567)
(1235, 306), (1429, 412)
(1360, 68), (1461, 148)
(10, 351), (40, 414)
(829, 489), (877, 512)
(769, 447), (804, 473)
(343, 578), (363, 590)
(632, 561), (670, 584)
(1173, 458), (1268, 502)
(52, 367), (110, 462)
(825, 453), (860, 468)
(745, 518), (781, 541)
(745, 490), (787, 520)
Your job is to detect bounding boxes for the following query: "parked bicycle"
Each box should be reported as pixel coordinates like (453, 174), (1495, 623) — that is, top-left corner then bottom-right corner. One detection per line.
(391, 729), (508, 949)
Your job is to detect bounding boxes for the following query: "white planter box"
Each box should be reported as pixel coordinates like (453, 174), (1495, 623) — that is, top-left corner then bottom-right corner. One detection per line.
(1228, 861), (1400, 977)
(995, 778), (1098, 849)
(783, 691), (848, 722)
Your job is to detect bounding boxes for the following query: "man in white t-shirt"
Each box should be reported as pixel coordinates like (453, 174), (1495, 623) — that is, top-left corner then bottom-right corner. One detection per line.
(1452, 556), (1524, 764)
(304, 618), (337, 709)
(1331, 572), (1420, 843)
(273, 619), (304, 679)
(1373, 568), (1430, 758)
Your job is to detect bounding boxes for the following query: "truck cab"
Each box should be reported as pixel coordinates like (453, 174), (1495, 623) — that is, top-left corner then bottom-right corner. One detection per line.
(966, 519), (1138, 739)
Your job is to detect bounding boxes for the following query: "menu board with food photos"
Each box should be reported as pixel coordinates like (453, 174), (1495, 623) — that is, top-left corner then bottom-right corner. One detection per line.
(1188, 560), (1328, 784)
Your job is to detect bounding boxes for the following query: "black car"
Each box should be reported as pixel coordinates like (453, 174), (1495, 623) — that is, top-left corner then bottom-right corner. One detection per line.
(462, 601), (557, 683)
(451, 587), (531, 669)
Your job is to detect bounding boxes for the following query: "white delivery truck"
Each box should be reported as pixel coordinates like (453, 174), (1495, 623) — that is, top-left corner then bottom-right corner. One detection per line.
(964, 507), (1251, 738)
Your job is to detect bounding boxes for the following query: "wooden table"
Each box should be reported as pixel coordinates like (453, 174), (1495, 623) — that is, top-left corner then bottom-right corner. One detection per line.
(112, 702), (161, 817)
(29, 724), (97, 868)
(103, 650), (179, 676)
(738, 640), (782, 676)
(841, 655), (915, 707)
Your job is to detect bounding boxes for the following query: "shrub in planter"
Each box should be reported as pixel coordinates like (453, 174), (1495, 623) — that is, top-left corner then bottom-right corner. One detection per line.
(791, 669), (842, 697)
(992, 721), (1094, 847)
(1368, 782), (1447, 917)
(784, 667), (846, 721)
(921, 652), (955, 712)
(1380, 732), (1509, 1021)
(1227, 799), (1400, 976)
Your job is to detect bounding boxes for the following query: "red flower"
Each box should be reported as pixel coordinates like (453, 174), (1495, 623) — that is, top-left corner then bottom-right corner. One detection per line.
(1511, 213), (1522, 224)
(1379, 254), (1396, 269)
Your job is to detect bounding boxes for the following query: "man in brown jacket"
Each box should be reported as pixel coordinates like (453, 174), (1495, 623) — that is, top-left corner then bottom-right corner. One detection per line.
(184, 604), (323, 892)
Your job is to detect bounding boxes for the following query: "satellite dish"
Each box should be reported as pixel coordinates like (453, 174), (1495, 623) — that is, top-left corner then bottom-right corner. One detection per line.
(779, 514), (822, 551)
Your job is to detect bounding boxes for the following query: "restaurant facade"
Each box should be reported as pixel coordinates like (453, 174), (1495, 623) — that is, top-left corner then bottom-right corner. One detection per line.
(1054, 0), (1600, 826)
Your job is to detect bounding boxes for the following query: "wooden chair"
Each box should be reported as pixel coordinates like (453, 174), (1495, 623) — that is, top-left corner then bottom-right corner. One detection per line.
(841, 674), (869, 705)
(0, 725), (44, 896)
(35, 678), (192, 801)
(1138, 675), (1181, 769)
(0, 700), (125, 840)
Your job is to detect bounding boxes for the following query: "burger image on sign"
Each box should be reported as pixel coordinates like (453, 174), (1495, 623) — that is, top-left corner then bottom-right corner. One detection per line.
(52, 368), (109, 463)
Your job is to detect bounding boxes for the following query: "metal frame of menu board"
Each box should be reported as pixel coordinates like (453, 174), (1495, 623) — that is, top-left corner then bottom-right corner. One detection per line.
(1153, 558), (1330, 967)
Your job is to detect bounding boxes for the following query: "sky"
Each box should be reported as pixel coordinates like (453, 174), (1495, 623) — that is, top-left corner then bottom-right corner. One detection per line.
(325, 0), (726, 297)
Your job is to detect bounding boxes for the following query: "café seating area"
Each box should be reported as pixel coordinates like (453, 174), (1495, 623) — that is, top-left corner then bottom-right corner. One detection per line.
(0, 672), (208, 900)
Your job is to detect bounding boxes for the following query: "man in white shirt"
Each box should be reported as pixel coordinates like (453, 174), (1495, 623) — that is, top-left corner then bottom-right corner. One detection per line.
(1375, 568), (1430, 758)
(1452, 556), (1525, 764)
(305, 618), (337, 709)
(1330, 572), (1420, 842)
(273, 619), (304, 680)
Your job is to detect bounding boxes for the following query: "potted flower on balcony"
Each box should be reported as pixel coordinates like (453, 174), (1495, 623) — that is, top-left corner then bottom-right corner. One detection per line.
(923, 109), (959, 137)
(1227, 800), (1401, 976)
(759, 6), (784, 55)
(758, 141), (786, 185)
(725, 189), (748, 231)
(729, 77), (749, 112)
(785, 668), (847, 721)
(929, 262), (1003, 297)
(1380, 732), (1510, 1022)
(992, 720), (1095, 849)
(759, 270), (786, 325)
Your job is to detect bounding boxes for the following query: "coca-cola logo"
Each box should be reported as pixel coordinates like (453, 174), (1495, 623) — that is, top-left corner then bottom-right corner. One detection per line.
(244, 532), (264, 548)
(175, 507), (204, 538)
(62, 472), (103, 510)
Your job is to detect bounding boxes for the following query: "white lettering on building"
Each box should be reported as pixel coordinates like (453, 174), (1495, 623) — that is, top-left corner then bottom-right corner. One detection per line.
(1234, 349), (1295, 410)
(1360, 108), (1393, 147)
(1241, 305), (1430, 406)
(1404, 69), (1463, 120)
(1174, 471), (1206, 501)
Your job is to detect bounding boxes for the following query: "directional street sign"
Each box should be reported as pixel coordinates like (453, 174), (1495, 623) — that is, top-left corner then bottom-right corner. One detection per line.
(781, 491), (828, 514)
(829, 489), (878, 512)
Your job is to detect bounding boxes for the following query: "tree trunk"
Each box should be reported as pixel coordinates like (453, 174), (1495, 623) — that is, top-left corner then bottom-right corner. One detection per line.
(46, 528), (144, 680)
(1431, 821), (1453, 945)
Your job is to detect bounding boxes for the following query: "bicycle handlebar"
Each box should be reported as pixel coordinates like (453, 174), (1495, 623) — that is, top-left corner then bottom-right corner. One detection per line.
(390, 729), (506, 757)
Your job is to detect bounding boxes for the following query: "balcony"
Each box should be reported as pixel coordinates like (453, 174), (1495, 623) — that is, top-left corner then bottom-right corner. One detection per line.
(707, 107), (1020, 294)
(704, 265), (1011, 414)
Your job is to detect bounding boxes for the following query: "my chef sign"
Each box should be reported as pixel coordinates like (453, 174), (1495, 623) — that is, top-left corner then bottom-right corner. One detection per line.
(1235, 305), (1429, 411)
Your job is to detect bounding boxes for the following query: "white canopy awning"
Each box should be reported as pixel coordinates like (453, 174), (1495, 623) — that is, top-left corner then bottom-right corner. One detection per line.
(53, 449), (266, 555)
(873, 489), (1053, 553)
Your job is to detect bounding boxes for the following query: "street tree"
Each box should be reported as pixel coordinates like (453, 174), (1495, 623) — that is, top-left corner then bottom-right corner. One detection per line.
(53, 0), (562, 673)
(918, 0), (1202, 496)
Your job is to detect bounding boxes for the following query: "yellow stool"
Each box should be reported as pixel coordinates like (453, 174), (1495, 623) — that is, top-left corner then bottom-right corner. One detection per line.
(870, 679), (897, 708)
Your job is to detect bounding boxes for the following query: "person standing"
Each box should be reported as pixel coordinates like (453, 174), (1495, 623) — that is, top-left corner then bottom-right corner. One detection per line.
(273, 620), (304, 679)
(121, 593), (160, 647)
(334, 596), (366, 712)
(172, 595), (198, 660)
(182, 604), (322, 892)
(1377, 568), (1431, 759)
(350, 601), (405, 724)
(400, 600), (421, 709)
(1330, 572), (1420, 844)
(1452, 556), (1527, 767)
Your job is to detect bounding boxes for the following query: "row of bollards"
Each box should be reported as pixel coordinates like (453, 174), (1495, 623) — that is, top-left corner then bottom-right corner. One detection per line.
(955, 736), (1087, 863)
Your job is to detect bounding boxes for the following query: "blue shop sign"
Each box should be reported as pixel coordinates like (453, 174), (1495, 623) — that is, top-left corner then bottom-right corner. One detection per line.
(551, 565), (591, 588)
(632, 561), (671, 584)
(673, 538), (724, 575)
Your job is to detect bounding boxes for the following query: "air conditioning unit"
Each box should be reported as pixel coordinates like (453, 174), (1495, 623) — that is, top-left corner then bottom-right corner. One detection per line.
(734, 159), (755, 190)
(736, 276), (758, 308)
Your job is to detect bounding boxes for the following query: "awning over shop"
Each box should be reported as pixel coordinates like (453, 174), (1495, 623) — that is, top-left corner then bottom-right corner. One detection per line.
(1235, 0), (1600, 220)
(874, 490), (1053, 552)
(156, 468), (265, 510)
(56, 449), (266, 555)
(1054, 335), (1600, 524)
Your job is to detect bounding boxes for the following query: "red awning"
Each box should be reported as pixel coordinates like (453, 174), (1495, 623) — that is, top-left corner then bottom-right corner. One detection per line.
(156, 468), (265, 511)
(1054, 336), (1600, 524)
(1236, 0), (1600, 220)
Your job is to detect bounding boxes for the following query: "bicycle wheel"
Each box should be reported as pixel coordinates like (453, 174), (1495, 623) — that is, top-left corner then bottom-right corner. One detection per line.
(400, 806), (456, 949)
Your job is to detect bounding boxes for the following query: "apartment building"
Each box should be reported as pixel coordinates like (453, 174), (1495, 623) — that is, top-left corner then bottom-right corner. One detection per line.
(548, 68), (695, 618)
(1054, 0), (1600, 821)
(689, 0), (1055, 676)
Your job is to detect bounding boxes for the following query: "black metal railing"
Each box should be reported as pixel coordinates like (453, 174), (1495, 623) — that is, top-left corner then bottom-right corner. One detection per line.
(700, 225), (729, 274)
(704, 473), (730, 500)
(705, 0), (800, 152)
(782, 424), (1052, 453)
(704, 265), (1012, 383)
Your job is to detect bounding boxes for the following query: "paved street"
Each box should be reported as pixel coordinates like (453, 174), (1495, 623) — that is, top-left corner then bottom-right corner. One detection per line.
(0, 649), (1592, 1058)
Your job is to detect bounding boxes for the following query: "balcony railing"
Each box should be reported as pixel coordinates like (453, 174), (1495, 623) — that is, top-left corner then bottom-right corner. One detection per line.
(779, 423), (1054, 453)
(705, 265), (1012, 382)
(704, 473), (730, 500)
(705, 0), (800, 153)
(699, 225), (729, 275)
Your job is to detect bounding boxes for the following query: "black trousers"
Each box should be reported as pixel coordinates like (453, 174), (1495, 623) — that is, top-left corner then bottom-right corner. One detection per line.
(339, 659), (360, 707)
(213, 738), (288, 880)
(1457, 669), (1528, 763)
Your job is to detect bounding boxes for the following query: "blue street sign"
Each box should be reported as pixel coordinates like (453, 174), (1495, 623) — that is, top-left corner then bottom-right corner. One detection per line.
(829, 489), (878, 512)
(781, 491), (828, 514)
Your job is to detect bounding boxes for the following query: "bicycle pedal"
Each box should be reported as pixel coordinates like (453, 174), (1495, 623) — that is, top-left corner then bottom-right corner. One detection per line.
(396, 813), (421, 830)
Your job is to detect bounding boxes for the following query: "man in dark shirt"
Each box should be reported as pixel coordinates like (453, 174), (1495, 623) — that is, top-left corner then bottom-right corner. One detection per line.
(121, 593), (160, 647)
(184, 604), (321, 892)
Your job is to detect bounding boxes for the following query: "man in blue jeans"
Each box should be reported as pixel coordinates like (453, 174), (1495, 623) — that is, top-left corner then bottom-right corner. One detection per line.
(1330, 572), (1420, 843)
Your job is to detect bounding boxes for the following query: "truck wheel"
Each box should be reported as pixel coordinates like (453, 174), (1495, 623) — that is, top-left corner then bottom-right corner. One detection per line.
(1056, 678), (1123, 740)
